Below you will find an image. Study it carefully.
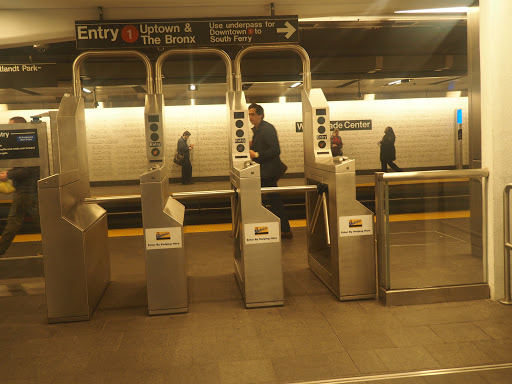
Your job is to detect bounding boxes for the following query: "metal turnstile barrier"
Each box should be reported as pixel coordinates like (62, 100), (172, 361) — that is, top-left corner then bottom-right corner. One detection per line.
(235, 45), (376, 302)
(230, 47), (291, 308)
(39, 50), (152, 323)
(141, 48), (233, 314)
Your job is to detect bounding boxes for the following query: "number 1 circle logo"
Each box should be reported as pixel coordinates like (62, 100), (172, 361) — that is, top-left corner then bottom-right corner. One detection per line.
(121, 25), (139, 43)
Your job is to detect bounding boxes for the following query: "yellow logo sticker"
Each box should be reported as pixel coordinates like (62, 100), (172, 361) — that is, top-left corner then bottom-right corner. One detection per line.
(349, 219), (363, 227)
(156, 231), (171, 240)
(254, 226), (269, 235)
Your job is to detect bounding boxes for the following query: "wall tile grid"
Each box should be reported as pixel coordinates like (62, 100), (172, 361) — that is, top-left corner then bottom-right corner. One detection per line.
(0, 97), (468, 182)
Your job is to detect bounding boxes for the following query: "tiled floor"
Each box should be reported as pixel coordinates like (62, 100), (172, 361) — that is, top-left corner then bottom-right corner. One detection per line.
(1, 228), (512, 383)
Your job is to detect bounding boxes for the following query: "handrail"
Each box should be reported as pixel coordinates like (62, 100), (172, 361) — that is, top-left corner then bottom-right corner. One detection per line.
(73, 51), (154, 97)
(234, 45), (312, 92)
(85, 184), (319, 204)
(376, 169), (489, 182)
(155, 48), (233, 94)
(501, 184), (512, 305)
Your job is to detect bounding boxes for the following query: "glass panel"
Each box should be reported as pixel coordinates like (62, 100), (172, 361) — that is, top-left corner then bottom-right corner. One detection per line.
(387, 178), (484, 290)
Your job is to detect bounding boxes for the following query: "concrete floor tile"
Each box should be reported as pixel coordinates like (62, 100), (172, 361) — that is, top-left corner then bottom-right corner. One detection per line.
(375, 345), (441, 371)
(336, 328), (396, 351)
(424, 342), (495, 368)
(219, 359), (276, 384)
(430, 322), (493, 343)
(424, 371), (489, 384)
(346, 349), (389, 374)
(271, 354), (336, 383)
(384, 325), (445, 347)
(473, 339), (512, 363)
(473, 319), (512, 340)
(290, 333), (345, 355)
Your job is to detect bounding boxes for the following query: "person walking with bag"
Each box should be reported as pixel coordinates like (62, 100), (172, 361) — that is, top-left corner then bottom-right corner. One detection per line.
(177, 131), (194, 184)
(379, 126), (402, 172)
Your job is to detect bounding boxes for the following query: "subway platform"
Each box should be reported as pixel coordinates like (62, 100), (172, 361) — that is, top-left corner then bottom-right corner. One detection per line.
(1, 177), (512, 383)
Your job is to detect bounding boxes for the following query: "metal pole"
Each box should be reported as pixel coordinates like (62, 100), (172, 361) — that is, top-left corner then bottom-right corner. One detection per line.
(234, 45), (312, 92)
(377, 168), (489, 182)
(154, 48), (233, 94)
(321, 192), (331, 246)
(84, 185), (319, 205)
(500, 184), (512, 305)
(73, 51), (154, 97)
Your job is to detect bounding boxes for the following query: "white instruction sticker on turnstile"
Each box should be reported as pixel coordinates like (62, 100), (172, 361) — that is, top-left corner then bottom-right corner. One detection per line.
(145, 227), (182, 249)
(244, 222), (280, 244)
(339, 215), (373, 237)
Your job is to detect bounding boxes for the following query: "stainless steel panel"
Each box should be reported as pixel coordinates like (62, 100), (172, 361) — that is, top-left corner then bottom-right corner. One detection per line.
(380, 284), (490, 306)
(303, 88), (376, 301)
(39, 176), (110, 323)
(141, 164), (188, 315)
(233, 168), (284, 307)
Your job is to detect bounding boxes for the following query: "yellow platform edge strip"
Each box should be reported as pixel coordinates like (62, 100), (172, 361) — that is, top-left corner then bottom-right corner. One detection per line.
(11, 210), (469, 243)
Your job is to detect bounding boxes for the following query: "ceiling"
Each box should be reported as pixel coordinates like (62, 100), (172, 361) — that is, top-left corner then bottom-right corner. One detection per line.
(0, 1), (475, 110)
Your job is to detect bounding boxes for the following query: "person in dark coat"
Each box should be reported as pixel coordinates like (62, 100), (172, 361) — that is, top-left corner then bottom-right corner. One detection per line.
(0, 117), (40, 256)
(379, 126), (402, 172)
(177, 131), (194, 184)
(248, 103), (292, 239)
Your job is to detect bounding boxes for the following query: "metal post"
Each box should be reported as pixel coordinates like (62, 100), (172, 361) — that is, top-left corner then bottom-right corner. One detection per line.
(500, 184), (512, 305)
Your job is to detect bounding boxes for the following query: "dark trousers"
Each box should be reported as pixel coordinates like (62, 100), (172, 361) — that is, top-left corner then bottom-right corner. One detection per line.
(181, 158), (192, 184)
(0, 191), (40, 255)
(261, 177), (291, 233)
(381, 160), (402, 172)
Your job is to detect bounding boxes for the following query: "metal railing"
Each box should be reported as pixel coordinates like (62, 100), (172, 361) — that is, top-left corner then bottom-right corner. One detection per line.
(85, 185), (319, 205)
(500, 184), (512, 305)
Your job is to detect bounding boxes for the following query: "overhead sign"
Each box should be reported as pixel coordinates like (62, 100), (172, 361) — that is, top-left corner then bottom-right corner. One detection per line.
(296, 120), (373, 132)
(0, 63), (57, 88)
(75, 16), (299, 49)
(0, 129), (39, 159)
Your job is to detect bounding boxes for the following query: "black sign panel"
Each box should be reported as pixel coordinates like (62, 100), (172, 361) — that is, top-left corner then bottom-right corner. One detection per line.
(296, 120), (373, 132)
(75, 16), (299, 49)
(0, 63), (57, 89)
(0, 129), (39, 159)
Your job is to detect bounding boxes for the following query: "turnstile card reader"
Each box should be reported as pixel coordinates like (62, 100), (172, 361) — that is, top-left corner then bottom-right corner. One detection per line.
(227, 91), (251, 169)
(228, 91), (284, 308)
(302, 89), (376, 301)
(145, 94), (165, 165)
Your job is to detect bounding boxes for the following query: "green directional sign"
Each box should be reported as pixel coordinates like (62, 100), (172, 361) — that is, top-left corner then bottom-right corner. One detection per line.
(75, 16), (299, 49)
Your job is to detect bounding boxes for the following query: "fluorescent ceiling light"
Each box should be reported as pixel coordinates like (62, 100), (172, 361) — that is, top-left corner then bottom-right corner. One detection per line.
(395, 7), (469, 14)
(290, 82), (302, 88)
(82, 87), (92, 93)
(387, 80), (402, 86)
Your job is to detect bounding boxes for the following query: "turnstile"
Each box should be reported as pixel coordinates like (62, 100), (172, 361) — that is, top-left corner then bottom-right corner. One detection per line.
(39, 93), (110, 323)
(303, 89), (376, 300)
(228, 91), (284, 308)
(38, 51), (153, 322)
(140, 54), (188, 315)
